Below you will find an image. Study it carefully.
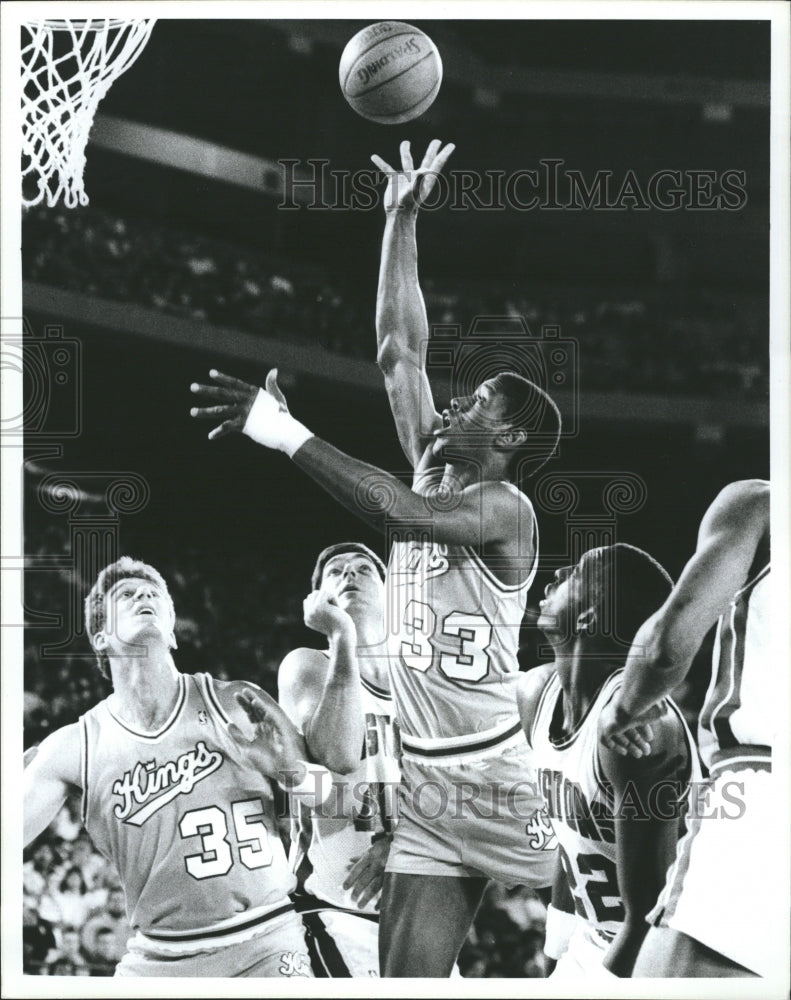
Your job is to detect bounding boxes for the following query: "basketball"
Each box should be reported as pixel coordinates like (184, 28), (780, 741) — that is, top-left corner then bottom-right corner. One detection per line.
(339, 22), (442, 125)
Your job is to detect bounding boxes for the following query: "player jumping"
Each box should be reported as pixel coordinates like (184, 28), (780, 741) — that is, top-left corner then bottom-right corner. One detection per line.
(190, 138), (563, 977)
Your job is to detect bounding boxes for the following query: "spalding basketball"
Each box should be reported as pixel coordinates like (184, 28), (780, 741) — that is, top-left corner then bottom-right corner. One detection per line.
(339, 22), (442, 125)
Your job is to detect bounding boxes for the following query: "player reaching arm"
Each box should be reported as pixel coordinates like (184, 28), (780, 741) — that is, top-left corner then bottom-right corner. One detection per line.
(599, 479), (770, 755)
(371, 139), (455, 470)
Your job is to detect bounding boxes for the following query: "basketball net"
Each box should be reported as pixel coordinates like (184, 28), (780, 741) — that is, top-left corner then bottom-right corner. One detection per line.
(21, 19), (155, 209)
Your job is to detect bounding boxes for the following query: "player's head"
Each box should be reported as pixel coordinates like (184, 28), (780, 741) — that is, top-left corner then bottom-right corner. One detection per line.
(538, 543), (672, 650)
(433, 372), (561, 480)
(311, 542), (386, 618)
(85, 557), (176, 678)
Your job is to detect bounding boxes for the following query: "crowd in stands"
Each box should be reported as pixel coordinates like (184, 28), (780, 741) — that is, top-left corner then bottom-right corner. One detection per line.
(22, 204), (768, 401)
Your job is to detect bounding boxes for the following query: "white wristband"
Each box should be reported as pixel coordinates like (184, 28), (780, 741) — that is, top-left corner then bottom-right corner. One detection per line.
(243, 389), (313, 457)
(278, 761), (332, 808)
(543, 904), (577, 960)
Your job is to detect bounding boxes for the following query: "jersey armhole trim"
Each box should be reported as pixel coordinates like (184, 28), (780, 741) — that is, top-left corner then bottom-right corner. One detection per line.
(201, 673), (233, 727)
(80, 716), (89, 825)
(530, 673), (558, 748)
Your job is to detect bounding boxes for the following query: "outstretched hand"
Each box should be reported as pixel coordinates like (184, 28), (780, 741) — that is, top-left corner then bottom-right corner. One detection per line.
(190, 368), (310, 455)
(343, 834), (392, 910)
(598, 699), (666, 758)
(371, 139), (455, 214)
(228, 686), (305, 778)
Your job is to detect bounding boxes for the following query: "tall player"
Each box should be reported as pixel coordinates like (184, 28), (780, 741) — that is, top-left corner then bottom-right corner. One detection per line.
(23, 557), (333, 977)
(599, 480), (778, 978)
(190, 141), (563, 978)
(278, 542), (400, 977)
(518, 544), (700, 978)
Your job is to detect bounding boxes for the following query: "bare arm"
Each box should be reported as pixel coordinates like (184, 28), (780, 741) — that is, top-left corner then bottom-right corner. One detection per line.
(601, 479), (769, 743)
(372, 140), (454, 468)
(278, 633), (365, 776)
(24, 724), (82, 847)
(516, 663), (556, 747)
(600, 710), (691, 976)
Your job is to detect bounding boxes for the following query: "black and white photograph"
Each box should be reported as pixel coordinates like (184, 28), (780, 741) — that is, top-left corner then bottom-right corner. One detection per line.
(2, 2), (789, 996)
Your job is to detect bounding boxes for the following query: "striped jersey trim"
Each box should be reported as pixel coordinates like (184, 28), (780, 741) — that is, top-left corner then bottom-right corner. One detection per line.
(460, 543), (536, 594)
(708, 745), (771, 778)
(292, 893), (379, 924)
(105, 673), (187, 741)
(199, 672), (232, 725)
(530, 672), (560, 749)
(79, 716), (89, 825)
(360, 675), (391, 701)
(400, 717), (525, 762)
(141, 900), (295, 944)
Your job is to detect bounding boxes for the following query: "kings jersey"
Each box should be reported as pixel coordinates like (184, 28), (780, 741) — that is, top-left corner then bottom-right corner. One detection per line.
(80, 673), (296, 946)
(385, 484), (538, 740)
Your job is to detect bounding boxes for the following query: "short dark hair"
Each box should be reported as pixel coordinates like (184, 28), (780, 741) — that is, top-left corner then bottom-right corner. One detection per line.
(491, 372), (562, 481)
(595, 543), (673, 646)
(311, 542), (386, 592)
(84, 558), (174, 678)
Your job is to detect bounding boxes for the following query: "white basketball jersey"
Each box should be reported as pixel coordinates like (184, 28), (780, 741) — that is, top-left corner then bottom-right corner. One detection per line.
(530, 670), (699, 938)
(80, 673), (296, 948)
(290, 674), (400, 912)
(385, 485), (538, 740)
(698, 565), (772, 769)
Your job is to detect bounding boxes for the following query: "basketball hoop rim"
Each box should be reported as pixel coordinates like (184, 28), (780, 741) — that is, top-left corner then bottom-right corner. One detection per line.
(24, 18), (156, 31)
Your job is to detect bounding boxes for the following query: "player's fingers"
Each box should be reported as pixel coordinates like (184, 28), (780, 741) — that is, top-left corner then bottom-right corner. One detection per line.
(208, 369), (255, 391)
(400, 139), (414, 171)
(190, 404), (237, 418)
(190, 383), (240, 402)
(265, 368), (288, 407)
(207, 420), (239, 440)
(434, 142), (456, 171)
(370, 154), (394, 173)
(356, 874), (383, 909)
(419, 138), (441, 168)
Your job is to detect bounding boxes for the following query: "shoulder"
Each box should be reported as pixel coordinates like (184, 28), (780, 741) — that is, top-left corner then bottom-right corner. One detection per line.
(703, 479), (769, 532)
(277, 647), (328, 691)
(517, 664), (556, 743)
(32, 722), (83, 786)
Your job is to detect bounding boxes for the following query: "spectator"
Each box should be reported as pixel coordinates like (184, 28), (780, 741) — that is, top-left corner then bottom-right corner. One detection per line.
(52, 865), (93, 930)
(54, 926), (91, 976)
(23, 899), (57, 975)
(87, 928), (118, 977)
(80, 887), (132, 971)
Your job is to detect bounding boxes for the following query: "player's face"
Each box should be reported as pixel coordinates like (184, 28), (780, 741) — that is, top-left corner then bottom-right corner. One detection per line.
(320, 553), (384, 614)
(101, 576), (175, 651)
(537, 550), (603, 637)
(433, 380), (513, 456)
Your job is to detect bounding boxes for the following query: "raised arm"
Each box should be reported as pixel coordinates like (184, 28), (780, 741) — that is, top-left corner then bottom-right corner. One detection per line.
(600, 479), (769, 746)
(372, 140), (454, 469)
(24, 723), (82, 847)
(278, 591), (364, 775)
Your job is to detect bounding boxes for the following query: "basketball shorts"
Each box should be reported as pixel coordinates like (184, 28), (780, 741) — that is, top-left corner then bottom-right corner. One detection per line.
(648, 758), (776, 977)
(115, 909), (313, 977)
(300, 908), (380, 977)
(387, 740), (557, 888)
(548, 919), (617, 980)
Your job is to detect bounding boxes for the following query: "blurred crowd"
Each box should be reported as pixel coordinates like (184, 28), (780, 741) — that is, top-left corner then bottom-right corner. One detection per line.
(22, 204), (768, 400)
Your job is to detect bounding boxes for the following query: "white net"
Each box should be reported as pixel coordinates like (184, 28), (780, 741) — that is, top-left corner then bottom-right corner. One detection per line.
(21, 19), (155, 209)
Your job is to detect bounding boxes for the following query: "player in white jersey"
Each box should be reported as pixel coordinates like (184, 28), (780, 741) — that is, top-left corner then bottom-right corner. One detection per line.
(278, 542), (400, 977)
(519, 543), (700, 978)
(600, 480), (781, 979)
(23, 557), (333, 977)
(190, 139), (562, 976)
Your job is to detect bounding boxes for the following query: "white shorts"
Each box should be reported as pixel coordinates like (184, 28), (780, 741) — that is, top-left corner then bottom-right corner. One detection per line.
(649, 758), (775, 977)
(299, 907), (380, 977)
(115, 909), (313, 978)
(549, 919), (617, 980)
(387, 742), (557, 888)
